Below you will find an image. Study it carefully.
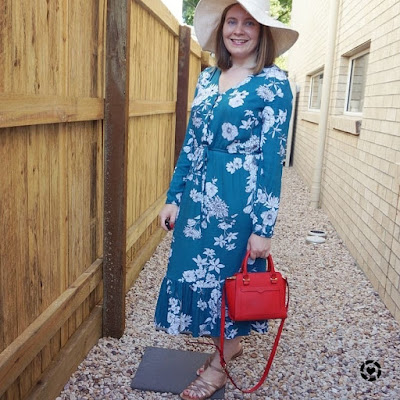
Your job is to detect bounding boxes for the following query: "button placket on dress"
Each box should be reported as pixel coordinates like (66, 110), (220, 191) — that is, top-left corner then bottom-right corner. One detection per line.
(196, 93), (222, 229)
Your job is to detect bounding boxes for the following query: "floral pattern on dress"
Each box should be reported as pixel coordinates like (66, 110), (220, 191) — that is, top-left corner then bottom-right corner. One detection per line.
(155, 65), (293, 338)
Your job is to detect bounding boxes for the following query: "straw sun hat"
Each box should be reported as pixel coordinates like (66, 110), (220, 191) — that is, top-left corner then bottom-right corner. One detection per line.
(193, 0), (299, 57)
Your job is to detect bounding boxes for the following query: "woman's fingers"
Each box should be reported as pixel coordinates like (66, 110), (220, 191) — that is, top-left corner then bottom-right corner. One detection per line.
(247, 233), (271, 259)
(159, 204), (178, 231)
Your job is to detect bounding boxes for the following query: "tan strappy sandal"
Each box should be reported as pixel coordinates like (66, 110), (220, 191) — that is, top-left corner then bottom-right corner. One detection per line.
(196, 346), (243, 376)
(180, 363), (227, 400)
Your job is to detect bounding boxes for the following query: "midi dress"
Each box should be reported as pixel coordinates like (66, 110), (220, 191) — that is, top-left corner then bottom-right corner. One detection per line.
(154, 65), (293, 338)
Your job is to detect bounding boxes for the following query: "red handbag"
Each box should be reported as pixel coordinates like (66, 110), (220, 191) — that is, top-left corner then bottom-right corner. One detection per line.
(225, 251), (288, 320)
(218, 251), (289, 393)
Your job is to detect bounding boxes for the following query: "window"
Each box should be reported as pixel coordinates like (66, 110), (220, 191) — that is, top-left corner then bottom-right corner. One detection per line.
(309, 71), (324, 110)
(345, 51), (369, 113)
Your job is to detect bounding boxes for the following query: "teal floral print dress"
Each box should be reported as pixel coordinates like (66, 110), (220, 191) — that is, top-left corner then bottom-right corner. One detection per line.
(155, 65), (293, 338)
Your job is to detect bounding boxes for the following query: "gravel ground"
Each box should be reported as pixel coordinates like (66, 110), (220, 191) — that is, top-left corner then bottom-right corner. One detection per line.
(58, 168), (400, 400)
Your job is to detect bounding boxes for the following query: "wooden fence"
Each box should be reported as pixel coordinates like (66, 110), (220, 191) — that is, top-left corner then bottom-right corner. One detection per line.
(0, 0), (213, 398)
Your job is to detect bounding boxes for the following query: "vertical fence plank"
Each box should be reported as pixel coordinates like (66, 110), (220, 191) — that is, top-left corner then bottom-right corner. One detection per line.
(26, 127), (41, 330)
(103, 0), (131, 338)
(174, 25), (191, 164)
(0, 131), (19, 351)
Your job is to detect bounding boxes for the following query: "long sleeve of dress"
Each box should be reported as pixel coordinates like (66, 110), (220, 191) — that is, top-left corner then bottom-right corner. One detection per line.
(251, 78), (293, 238)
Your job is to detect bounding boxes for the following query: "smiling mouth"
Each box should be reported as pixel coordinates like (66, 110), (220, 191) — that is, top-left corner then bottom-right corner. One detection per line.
(231, 39), (248, 45)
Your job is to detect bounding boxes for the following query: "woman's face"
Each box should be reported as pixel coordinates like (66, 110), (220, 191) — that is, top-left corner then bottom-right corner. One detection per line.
(222, 4), (261, 63)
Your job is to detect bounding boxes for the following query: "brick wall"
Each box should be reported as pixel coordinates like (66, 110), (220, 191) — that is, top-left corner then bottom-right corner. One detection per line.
(288, 0), (400, 321)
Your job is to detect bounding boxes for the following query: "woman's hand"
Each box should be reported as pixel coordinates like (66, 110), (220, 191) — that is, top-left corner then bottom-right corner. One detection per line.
(247, 233), (271, 260)
(159, 204), (179, 231)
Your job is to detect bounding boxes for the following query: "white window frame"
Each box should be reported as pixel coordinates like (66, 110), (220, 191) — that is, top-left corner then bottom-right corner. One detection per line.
(344, 49), (369, 115)
(308, 70), (324, 110)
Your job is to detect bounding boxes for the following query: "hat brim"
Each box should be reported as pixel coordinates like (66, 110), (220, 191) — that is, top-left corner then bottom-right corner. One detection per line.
(193, 0), (299, 57)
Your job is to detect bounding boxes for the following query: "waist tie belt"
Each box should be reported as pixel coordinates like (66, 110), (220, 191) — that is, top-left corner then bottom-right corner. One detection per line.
(191, 145), (261, 230)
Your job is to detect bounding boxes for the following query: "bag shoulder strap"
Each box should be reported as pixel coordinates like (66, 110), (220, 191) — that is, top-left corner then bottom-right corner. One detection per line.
(218, 285), (286, 393)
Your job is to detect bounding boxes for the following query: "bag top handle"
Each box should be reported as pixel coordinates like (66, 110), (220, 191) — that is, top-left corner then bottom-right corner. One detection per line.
(240, 251), (276, 274)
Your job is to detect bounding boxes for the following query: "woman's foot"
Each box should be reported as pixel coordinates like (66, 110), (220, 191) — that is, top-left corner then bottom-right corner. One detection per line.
(196, 345), (243, 376)
(196, 352), (215, 376)
(180, 363), (227, 400)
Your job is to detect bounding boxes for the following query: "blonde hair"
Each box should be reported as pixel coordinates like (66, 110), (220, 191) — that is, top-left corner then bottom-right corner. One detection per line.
(215, 5), (277, 74)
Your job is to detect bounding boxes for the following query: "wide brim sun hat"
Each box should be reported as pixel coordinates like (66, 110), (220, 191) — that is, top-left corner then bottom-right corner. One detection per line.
(193, 0), (299, 57)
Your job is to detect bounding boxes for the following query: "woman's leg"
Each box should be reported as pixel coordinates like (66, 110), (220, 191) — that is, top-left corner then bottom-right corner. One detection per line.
(181, 336), (242, 399)
(197, 335), (243, 375)
(211, 336), (242, 362)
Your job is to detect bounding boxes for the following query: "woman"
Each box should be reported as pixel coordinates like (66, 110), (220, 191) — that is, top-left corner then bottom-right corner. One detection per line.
(155, 1), (298, 399)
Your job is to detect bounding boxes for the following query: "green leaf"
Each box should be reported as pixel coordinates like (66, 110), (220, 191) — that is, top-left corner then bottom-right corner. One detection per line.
(182, 0), (200, 25)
